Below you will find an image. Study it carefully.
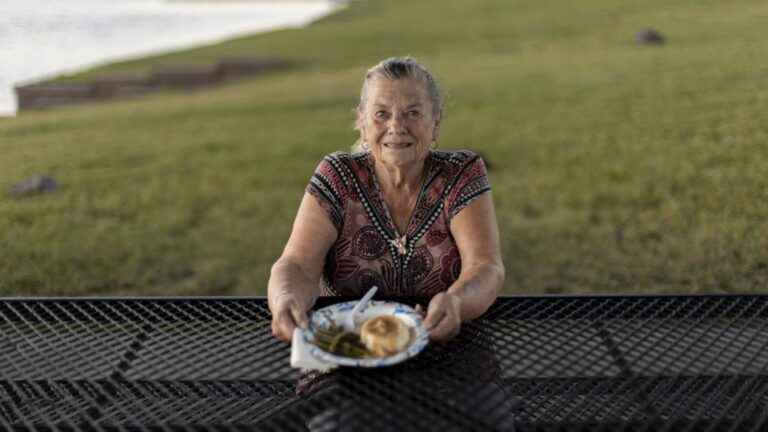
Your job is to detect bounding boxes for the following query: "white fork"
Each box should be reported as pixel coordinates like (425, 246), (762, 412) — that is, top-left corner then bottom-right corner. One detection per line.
(343, 286), (378, 332)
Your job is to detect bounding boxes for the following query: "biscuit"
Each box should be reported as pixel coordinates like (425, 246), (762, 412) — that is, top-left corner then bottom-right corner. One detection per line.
(360, 315), (410, 357)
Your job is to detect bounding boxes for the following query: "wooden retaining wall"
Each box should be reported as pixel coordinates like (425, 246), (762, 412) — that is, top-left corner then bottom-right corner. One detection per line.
(15, 58), (288, 111)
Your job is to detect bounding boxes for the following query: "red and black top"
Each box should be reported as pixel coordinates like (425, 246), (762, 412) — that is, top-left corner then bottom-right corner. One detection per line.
(307, 150), (491, 298)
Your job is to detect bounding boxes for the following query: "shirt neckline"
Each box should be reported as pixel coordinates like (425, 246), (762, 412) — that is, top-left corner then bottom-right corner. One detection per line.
(362, 151), (438, 241)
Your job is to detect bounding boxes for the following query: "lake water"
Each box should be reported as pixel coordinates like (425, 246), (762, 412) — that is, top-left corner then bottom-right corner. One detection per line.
(0, 0), (338, 115)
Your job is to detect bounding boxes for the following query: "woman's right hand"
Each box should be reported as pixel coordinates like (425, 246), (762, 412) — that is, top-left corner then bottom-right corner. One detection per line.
(270, 293), (311, 342)
(267, 191), (339, 342)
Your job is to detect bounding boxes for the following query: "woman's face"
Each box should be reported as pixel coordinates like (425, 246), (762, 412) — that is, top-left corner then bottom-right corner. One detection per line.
(359, 77), (439, 168)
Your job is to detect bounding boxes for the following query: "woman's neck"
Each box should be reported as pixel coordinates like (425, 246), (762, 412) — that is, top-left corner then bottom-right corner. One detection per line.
(373, 158), (427, 194)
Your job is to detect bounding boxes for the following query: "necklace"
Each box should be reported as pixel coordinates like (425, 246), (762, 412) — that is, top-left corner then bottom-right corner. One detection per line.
(391, 234), (408, 256)
(377, 159), (430, 256)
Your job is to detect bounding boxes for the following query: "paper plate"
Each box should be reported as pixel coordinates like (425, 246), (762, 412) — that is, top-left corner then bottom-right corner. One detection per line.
(301, 300), (429, 367)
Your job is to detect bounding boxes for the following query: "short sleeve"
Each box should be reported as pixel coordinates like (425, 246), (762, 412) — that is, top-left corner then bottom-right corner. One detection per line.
(306, 154), (350, 232)
(446, 154), (491, 221)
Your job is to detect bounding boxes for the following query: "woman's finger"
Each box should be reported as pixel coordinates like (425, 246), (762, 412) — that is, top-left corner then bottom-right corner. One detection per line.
(272, 310), (297, 342)
(290, 302), (309, 329)
(428, 313), (460, 342)
(424, 293), (449, 330)
(425, 308), (446, 331)
(424, 292), (462, 342)
(414, 304), (426, 317)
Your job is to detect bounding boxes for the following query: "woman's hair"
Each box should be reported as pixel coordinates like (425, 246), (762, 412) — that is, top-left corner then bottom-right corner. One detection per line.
(353, 57), (443, 152)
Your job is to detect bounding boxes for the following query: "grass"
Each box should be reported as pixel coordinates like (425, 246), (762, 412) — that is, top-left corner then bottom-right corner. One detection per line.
(2, 0), (768, 296)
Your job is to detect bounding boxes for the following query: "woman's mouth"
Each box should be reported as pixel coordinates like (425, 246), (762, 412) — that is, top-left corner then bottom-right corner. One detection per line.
(383, 142), (413, 149)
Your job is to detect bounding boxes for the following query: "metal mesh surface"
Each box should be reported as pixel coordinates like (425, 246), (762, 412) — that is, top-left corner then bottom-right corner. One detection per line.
(1, 295), (767, 431)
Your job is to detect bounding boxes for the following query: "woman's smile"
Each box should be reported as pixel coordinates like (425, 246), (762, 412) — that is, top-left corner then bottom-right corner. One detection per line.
(382, 141), (414, 149)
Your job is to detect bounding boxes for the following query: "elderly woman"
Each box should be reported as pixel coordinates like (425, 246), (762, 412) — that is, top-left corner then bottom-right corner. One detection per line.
(268, 57), (504, 343)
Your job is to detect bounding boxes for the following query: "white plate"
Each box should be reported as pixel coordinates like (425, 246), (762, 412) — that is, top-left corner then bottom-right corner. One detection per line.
(301, 300), (429, 367)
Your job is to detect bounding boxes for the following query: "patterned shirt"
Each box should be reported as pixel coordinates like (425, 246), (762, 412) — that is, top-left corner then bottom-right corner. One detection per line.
(307, 150), (491, 298)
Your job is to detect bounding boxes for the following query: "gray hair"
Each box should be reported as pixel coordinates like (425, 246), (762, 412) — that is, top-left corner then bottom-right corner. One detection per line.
(353, 57), (443, 151)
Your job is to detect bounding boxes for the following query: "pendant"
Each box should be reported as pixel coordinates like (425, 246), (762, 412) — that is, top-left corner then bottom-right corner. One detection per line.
(391, 235), (408, 256)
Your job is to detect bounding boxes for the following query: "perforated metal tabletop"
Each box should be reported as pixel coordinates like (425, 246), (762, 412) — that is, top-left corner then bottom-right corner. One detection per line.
(1, 295), (767, 431)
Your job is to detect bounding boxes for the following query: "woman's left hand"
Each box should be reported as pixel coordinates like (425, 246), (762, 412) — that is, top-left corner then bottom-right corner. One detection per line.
(420, 292), (462, 342)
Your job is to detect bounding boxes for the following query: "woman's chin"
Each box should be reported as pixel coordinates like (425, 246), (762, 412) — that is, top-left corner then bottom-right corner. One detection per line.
(378, 148), (426, 166)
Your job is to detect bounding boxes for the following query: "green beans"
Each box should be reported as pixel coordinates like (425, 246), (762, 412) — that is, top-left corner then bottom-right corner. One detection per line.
(312, 325), (372, 358)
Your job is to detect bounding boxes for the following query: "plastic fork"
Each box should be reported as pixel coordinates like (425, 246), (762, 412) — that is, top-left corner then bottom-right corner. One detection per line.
(343, 286), (378, 332)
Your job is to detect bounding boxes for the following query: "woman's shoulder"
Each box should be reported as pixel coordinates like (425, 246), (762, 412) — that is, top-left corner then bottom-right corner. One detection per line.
(430, 149), (483, 166)
(431, 150), (492, 219)
(312, 151), (371, 191)
(429, 150), (488, 177)
(319, 151), (370, 167)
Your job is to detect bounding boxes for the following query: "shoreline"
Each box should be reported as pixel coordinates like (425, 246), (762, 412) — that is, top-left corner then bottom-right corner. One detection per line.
(168, 0), (335, 2)
(168, 0), (336, 2)
(2, 0), (345, 116)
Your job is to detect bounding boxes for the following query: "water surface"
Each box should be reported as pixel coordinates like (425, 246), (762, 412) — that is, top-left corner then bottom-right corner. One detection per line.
(0, 0), (337, 115)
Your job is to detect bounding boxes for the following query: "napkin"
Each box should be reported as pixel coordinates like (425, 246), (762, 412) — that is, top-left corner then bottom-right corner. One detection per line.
(290, 328), (337, 371)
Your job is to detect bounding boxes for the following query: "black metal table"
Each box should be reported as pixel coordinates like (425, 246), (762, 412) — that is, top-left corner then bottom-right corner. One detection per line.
(1, 295), (767, 431)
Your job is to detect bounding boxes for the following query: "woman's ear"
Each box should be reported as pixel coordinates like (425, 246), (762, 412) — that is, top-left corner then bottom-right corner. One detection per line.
(432, 115), (442, 142)
(355, 107), (365, 132)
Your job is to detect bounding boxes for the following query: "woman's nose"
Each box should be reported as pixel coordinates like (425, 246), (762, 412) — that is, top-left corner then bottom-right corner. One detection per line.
(387, 113), (407, 134)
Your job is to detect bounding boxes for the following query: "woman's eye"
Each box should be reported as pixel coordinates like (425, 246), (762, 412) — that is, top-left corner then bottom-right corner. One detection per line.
(408, 110), (421, 118)
(374, 111), (388, 119)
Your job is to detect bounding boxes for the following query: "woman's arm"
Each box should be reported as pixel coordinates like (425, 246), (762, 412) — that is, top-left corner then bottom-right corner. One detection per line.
(423, 193), (505, 341)
(268, 192), (338, 342)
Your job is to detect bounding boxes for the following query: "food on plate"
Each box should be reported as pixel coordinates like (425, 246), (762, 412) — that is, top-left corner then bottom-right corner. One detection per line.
(312, 315), (412, 358)
(312, 326), (371, 358)
(360, 315), (411, 357)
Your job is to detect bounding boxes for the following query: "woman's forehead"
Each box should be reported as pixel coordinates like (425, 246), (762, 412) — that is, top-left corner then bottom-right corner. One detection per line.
(367, 77), (429, 106)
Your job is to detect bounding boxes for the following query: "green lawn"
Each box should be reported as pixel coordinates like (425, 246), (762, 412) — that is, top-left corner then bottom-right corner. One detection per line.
(2, 0), (768, 296)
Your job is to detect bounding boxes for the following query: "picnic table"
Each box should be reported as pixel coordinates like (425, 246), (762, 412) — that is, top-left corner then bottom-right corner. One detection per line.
(1, 294), (767, 431)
